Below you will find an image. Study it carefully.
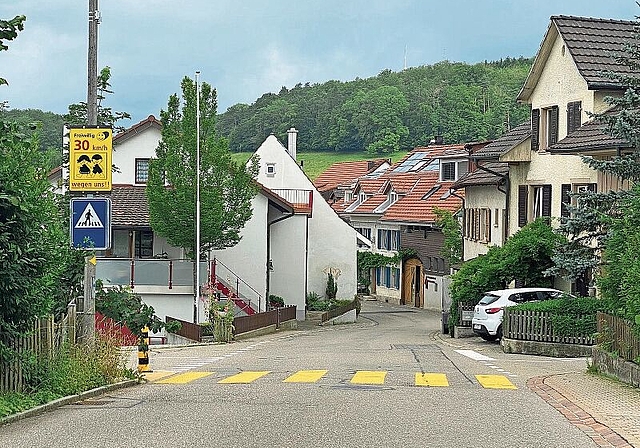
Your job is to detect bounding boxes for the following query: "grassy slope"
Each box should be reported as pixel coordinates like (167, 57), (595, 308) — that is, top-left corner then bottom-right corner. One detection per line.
(232, 151), (409, 181)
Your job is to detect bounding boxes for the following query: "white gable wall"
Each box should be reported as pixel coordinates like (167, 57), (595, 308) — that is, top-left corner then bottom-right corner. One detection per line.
(112, 126), (161, 185)
(255, 136), (358, 301)
(529, 31), (612, 143)
(270, 214), (308, 320)
(210, 193), (270, 311)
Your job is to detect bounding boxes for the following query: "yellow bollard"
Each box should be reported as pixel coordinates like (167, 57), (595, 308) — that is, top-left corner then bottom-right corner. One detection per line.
(137, 326), (152, 373)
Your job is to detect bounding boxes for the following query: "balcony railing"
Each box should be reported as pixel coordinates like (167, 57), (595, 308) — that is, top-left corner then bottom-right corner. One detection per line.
(271, 189), (313, 215)
(95, 258), (263, 311)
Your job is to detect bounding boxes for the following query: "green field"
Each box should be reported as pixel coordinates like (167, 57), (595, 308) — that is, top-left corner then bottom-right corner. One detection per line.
(232, 151), (409, 180)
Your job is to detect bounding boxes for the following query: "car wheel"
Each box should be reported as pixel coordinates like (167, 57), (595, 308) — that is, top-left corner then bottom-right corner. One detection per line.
(496, 325), (503, 340)
(480, 334), (498, 342)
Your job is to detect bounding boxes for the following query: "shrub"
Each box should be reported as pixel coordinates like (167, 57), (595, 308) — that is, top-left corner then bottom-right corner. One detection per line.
(448, 219), (562, 334)
(0, 335), (134, 418)
(269, 295), (285, 307)
(326, 273), (338, 300)
(513, 297), (618, 337)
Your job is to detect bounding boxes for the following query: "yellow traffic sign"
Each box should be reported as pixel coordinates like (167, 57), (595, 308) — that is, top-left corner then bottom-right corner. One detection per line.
(69, 127), (112, 191)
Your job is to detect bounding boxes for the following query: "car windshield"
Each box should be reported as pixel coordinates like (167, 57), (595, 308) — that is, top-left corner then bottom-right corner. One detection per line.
(478, 293), (500, 305)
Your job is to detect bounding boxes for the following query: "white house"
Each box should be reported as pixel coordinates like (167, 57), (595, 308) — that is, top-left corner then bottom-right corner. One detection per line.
(252, 129), (361, 312)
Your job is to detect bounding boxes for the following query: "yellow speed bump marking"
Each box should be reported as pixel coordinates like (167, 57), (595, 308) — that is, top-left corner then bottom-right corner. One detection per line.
(142, 370), (176, 382)
(350, 370), (387, 385)
(218, 371), (270, 384)
(415, 373), (449, 387)
(475, 374), (517, 389)
(157, 371), (213, 384)
(284, 370), (328, 383)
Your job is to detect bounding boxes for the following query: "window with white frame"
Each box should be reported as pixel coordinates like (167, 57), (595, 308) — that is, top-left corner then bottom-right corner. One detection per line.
(377, 229), (400, 251)
(266, 163), (276, 177)
(135, 158), (150, 184)
(355, 227), (372, 240)
(441, 161), (456, 181)
(376, 266), (400, 290)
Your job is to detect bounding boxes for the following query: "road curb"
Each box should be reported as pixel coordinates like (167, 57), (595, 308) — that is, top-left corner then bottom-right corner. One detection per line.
(527, 375), (634, 448)
(0, 379), (139, 426)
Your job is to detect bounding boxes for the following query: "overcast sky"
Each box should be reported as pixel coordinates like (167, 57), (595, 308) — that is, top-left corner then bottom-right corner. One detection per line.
(1, 1), (638, 124)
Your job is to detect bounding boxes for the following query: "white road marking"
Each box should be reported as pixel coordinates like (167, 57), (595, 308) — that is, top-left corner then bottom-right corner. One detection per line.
(455, 349), (495, 361)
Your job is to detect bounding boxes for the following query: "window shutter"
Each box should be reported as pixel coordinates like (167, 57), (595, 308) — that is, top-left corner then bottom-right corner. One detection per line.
(518, 186), (528, 227)
(548, 106), (559, 146)
(531, 109), (540, 151)
(542, 184), (552, 217)
(486, 208), (491, 243)
(561, 184), (571, 219)
(567, 101), (582, 134)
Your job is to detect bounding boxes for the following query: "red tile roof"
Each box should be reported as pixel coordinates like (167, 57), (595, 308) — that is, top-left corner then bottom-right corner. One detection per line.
(381, 175), (462, 224)
(313, 159), (389, 193)
(339, 144), (469, 224)
(109, 186), (150, 227)
(114, 115), (162, 144)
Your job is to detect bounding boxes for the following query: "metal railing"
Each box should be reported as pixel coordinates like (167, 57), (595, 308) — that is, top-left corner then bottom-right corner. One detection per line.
(95, 258), (263, 312)
(210, 258), (262, 312)
(271, 189), (313, 214)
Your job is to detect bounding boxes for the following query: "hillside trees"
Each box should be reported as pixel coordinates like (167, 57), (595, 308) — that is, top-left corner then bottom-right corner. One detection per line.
(147, 76), (258, 256)
(216, 58), (532, 153)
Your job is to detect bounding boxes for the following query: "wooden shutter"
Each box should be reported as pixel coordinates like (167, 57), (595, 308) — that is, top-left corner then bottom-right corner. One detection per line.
(561, 184), (572, 219)
(518, 185), (528, 227)
(567, 101), (582, 134)
(548, 106), (559, 146)
(531, 109), (540, 151)
(542, 184), (552, 217)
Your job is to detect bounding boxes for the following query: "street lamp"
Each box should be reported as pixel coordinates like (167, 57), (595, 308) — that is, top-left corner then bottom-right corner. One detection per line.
(194, 71), (201, 323)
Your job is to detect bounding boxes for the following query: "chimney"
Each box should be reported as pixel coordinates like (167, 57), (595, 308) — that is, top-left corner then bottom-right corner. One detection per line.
(287, 127), (298, 160)
(435, 135), (444, 145)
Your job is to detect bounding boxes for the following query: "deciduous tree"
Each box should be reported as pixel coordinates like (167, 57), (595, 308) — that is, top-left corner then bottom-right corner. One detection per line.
(147, 76), (258, 257)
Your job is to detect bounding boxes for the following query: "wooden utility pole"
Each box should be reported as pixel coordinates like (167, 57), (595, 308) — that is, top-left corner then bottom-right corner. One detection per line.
(87, 0), (99, 125)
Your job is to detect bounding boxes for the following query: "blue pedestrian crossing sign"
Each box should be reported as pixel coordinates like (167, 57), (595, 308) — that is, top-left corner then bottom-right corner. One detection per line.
(71, 198), (111, 250)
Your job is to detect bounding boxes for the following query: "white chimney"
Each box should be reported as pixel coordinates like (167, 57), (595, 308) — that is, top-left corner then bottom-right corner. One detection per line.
(287, 127), (298, 160)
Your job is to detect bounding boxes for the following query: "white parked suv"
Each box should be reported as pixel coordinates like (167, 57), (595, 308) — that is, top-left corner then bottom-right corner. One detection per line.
(471, 287), (568, 341)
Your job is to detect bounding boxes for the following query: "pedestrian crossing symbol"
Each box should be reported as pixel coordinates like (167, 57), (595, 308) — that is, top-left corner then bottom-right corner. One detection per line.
(70, 198), (110, 250)
(74, 203), (104, 228)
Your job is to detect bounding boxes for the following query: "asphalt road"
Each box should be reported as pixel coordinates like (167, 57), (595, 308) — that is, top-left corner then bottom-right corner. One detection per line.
(0, 300), (597, 448)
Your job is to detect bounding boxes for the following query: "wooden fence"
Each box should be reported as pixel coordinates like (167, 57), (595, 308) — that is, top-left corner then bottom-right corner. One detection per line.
(321, 300), (357, 323)
(233, 306), (296, 335)
(166, 316), (202, 342)
(1, 305), (77, 393)
(503, 309), (595, 345)
(596, 312), (640, 362)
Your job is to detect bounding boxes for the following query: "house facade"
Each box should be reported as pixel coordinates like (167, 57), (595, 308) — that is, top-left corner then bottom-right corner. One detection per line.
(329, 143), (489, 311)
(251, 130), (361, 317)
(452, 15), (636, 295)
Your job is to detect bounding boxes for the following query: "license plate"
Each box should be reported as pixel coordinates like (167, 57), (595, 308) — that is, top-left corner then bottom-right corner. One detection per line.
(473, 324), (481, 329)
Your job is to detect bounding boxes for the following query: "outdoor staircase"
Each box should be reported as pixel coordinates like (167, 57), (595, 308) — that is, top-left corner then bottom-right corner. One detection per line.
(211, 278), (256, 316)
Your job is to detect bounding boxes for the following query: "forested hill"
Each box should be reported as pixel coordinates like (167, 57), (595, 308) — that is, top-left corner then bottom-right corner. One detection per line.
(217, 57), (533, 154)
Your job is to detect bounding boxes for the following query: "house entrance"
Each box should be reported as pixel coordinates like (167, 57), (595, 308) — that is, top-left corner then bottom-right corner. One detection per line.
(402, 258), (423, 307)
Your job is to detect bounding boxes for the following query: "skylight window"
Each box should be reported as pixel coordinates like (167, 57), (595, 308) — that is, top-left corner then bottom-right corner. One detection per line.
(421, 185), (441, 200)
(394, 152), (430, 173)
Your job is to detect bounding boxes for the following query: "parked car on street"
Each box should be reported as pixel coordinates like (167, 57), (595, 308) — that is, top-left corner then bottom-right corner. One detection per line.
(472, 287), (568, 341)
